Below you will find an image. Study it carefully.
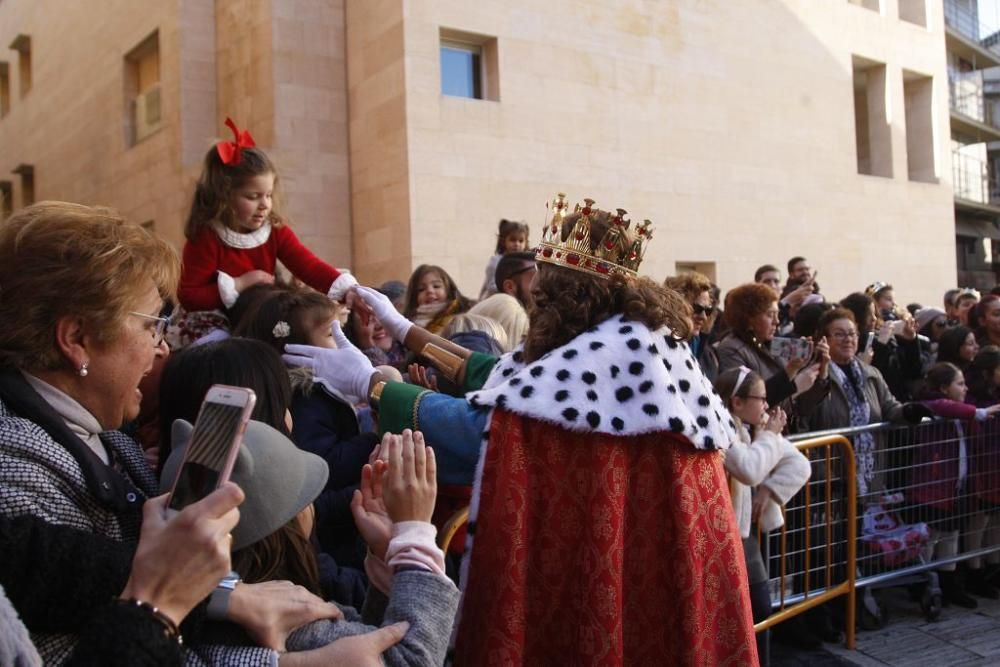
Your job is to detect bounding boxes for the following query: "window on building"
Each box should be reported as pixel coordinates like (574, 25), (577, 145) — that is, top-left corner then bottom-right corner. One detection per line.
(853, 57), (893, 178)
(903, 70), (936, 182)
(0, 181), (11, 220)
(8, 34), (31, 97)
(124, 31), (161, 146)
(674, 262), (717, 283)
(898, 0), (928, 26)
(848, 0), (881, 12)
(12, 164), (33, 207)
(0, 62), (9, 117)
(439, 28), (499, 101)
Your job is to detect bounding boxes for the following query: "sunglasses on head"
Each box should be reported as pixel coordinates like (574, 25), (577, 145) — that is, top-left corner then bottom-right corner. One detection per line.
(692, 304), (715, 316)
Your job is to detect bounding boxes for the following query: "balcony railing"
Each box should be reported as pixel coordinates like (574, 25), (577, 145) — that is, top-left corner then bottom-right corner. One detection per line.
(952, 150), (1000, 205)
(949, 69), (1000, 131)
(945, 0), (1000, 55)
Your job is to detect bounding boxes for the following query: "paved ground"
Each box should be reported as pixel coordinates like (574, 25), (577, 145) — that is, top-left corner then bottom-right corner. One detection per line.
(765, 587), (1000, 667)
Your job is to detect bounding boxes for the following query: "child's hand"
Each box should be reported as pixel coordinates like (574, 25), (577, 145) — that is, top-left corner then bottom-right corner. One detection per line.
(985, 404), (1000, 418)
(408, 363), (439, 391)
(383, 430), (437, 524)
(234, 269), (275, 292)
(350, 445), (392, 561)
(764, 407), (787, 434)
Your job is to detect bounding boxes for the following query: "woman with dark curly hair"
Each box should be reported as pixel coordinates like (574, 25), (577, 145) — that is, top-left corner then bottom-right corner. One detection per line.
(282, 197), (758, 665)
(938, 325), (979, 373)
(717, 282), (830, 407)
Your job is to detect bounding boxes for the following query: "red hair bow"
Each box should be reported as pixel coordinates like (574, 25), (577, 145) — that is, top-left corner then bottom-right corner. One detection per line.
(216, 117), (256, 166)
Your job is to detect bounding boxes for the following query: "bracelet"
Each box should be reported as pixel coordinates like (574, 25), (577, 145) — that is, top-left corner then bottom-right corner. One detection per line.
(369, 380), (387, 409)
(115, 598), (183, 645)
(419, 343), (465, 382)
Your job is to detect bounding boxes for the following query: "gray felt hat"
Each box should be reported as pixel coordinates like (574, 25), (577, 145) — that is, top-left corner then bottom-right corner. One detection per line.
(160, 419), (329, 551)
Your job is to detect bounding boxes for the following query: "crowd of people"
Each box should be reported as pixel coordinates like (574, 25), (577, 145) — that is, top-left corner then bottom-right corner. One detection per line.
(1, 120), (999, 666)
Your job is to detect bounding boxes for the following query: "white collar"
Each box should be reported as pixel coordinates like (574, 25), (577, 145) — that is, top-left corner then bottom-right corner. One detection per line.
(467, 315), (738, 450)
(211, 220), (272, 249)
(23, 372), (109, 465)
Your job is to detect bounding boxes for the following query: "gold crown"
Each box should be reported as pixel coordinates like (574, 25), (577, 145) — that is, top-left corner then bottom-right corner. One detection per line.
(535, 193), (653, 280)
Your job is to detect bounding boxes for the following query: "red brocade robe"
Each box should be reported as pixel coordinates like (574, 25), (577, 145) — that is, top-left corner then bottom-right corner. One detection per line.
(453, 407), (758, 666)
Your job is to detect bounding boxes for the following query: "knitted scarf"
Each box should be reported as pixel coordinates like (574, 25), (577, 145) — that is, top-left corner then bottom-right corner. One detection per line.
(828, 358), (875, 496)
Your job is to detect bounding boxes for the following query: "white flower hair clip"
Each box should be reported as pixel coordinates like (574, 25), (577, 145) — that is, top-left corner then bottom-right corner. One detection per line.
(272, 321), (291, 338)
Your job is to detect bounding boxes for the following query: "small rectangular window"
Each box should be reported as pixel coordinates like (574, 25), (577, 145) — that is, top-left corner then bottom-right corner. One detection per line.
(8, 34), (31, 97)
(847, 0), (881, 11)
(439, 28), (499, 101)
(441, 43), (482, 99)
(124, 31), (162, 146)
(903, 71), (936, 182)
(0, 62), (9, 117)
(853, 57), (893, 178)
(674, 262), (717, 283)
(12, 164), (33, 207)
(898, 0), (927, 26)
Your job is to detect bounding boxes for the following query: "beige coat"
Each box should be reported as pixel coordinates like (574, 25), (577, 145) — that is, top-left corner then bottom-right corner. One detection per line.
(724, 426), (812, 538)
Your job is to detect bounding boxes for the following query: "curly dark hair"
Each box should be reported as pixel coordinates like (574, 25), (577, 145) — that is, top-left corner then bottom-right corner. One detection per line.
(938, 325), (975, 369)
(523, 209), (691, 363)
(840, 292), (875, 334)
(723, 283), (779, 337)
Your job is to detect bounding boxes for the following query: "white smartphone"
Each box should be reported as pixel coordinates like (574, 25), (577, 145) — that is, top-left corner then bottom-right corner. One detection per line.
(165, 385), (256, 513)
(862, 331), (876, 355)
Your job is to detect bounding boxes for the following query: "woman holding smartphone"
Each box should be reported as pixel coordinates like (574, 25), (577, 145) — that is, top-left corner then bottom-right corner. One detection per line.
(0, 203), (397, 666)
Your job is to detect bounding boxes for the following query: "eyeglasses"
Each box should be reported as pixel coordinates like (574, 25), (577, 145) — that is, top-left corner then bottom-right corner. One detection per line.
(129, 311), (171, 346)
(691, 304), (715, 316)
(932, 319), (947, 328)
(744, 394), (768, 402)
(830, 331), (858, 341)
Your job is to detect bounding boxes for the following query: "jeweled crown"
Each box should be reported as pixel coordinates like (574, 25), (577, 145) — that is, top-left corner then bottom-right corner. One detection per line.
(535, 193), (653, 280)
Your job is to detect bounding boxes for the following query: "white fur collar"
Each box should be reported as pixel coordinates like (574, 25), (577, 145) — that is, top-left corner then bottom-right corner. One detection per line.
(211, 220), (272, 249)
(467, 315), (738, 450)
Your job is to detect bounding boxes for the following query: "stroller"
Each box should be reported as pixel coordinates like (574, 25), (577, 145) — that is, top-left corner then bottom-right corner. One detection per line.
(856, 495), (940, 627)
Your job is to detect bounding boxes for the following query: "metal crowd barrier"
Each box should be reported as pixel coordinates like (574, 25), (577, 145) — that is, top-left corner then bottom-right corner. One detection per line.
(753, 433), (857, 650)
(758, 417), (1000, 649)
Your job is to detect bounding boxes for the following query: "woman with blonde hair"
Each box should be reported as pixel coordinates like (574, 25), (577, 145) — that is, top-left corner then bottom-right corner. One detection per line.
(0, 202), (407, 667)
(468, 293), (530, 351)
(664, 271), (718, 380)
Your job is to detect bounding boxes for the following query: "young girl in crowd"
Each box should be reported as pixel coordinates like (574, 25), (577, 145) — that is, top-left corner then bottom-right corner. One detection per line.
(964, 347), (1000, 597)
(479, 219), (529, 300)
(160, 423), (458, 665)
(937, 325), (979, 373)
(345, 299), (407, 369)
(172, 118), (357, 346)
(715, 366), (811, 633)
(403, 264), (473, 335)
(231, 286), (394, 568)
(158, 338), (369, 606)
(906, 362), (1000, 607)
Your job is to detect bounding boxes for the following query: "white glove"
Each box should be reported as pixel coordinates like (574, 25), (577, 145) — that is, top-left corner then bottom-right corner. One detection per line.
(355, 285), (414, 342)
(283, 321), (378, 400)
